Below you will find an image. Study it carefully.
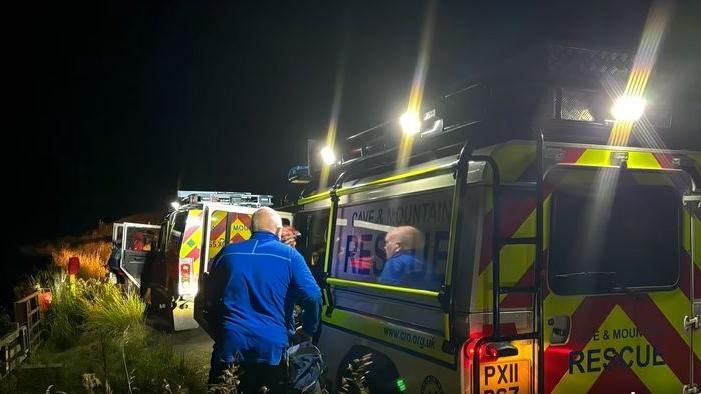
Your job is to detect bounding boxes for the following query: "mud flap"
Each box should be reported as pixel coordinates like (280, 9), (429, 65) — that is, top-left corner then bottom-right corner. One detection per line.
(173, 297), (199, 331)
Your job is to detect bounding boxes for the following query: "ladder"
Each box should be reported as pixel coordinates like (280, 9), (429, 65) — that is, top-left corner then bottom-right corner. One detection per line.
(471, 131), (545, 394)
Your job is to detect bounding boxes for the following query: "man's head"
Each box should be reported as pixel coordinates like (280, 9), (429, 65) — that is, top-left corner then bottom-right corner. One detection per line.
(251, 207), (283, 238)
(384, 226), (424, 259)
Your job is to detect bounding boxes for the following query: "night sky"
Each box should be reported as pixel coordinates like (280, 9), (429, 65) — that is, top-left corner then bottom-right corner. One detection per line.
(10, 0), (701, 247)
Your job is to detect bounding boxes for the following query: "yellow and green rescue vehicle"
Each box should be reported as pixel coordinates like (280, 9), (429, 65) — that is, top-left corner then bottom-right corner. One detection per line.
(282, 45), (701, 393)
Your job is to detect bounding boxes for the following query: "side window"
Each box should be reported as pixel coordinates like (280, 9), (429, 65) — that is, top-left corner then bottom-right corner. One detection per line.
(126, 227), (159, 252)
(331, 189), (452, 291)
(156, 223), (168, 252)
(114, 225), (124, 249)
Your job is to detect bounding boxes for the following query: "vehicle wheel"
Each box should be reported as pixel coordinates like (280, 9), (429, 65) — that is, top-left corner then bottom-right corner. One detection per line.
(336, 346), (401, 394)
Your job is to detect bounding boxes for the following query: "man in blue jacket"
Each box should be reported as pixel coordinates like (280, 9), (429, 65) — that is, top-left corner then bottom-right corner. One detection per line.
(378, 226), (432, 289)
(207, 207), (322, 392)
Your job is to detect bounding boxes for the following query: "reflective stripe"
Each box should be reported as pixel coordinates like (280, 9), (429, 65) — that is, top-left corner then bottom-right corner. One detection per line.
(179, 210), (203, 294)
(326, 277), (439, 298)
(300, 161), (457, 205)
(322, 306), (453, 364)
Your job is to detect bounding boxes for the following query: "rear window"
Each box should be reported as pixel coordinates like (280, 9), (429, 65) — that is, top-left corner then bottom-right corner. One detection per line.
(125, 227), (158, 252)
(167, 211), (188, 254)
(548, 172), (680, 295)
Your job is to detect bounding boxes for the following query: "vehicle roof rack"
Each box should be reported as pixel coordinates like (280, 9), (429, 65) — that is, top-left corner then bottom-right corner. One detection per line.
(177, 191), (273, 208)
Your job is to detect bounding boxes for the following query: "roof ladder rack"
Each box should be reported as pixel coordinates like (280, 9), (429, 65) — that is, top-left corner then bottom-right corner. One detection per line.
(177, 191), (274, 208)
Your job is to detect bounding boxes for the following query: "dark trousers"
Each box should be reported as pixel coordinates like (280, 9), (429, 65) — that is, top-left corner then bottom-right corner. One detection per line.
(209, 359), (287, 393)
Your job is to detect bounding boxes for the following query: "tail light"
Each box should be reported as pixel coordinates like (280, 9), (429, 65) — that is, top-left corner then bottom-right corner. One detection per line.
(464, 340), (502, 364)
(178, 258), (194, 295)
(461, 339), (520, 393)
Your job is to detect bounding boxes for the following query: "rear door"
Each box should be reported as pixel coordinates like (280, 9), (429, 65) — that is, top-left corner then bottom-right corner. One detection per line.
(543, 166), (693, 393)
(120, 223), (160, 287)
(205, 209), (229, 272)
(201, 207), (255, 274)
(195, 207), (254, 333)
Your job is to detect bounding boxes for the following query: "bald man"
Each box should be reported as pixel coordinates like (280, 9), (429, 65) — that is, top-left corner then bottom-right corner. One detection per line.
(378, 226), (428, 289)
(207, 207), (321, 392)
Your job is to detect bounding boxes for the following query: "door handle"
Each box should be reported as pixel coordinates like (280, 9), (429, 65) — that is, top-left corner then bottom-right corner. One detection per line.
(548, 315), (571, 344)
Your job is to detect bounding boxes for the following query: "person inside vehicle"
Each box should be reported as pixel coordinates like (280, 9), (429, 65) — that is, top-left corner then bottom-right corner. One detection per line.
(378, 225), (429, 289)
(130, 232), (145, 251)
(206, 207), (322, 392)
(281, 225), (301, 249)
(142, 234), (152, 251)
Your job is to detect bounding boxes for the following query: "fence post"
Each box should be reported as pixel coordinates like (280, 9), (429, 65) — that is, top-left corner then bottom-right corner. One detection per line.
(14, 292), (43, 353)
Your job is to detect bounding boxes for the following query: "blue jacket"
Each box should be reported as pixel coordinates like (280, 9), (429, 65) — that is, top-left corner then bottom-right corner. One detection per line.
(378, 250), (429, 289)
(208, 231), (322, 365)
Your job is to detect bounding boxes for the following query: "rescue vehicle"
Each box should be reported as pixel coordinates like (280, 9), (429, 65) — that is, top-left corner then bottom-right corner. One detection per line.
(143, 191), (292, 331)
(282, 45), (701, 393)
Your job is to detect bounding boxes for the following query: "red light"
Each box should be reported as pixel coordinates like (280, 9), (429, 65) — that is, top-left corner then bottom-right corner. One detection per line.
(480, 344), (498, 363)
(463, 340), (498, 365)
(67, 256), (80, 276)
(465, 345), (474, 358)
(180, 263), (191, 284)
(485, 344), (499, 358)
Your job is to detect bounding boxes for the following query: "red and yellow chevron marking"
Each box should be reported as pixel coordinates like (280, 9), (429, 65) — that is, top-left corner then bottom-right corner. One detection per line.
(539, 190), (700, 392)
(467, 143), (701, 392)
(472, 194), (544, 310)
(229, 213), (252, 244)
(180, 209), (203, 279)
(543, 290), (698, 393)
(542, 152), (698, 392)
(487, 142), (538, 183)
(208, 210), (228, 263)
(473, 145), (700, 311)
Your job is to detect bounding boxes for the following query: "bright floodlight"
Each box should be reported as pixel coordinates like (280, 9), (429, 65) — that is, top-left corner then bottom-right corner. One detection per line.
(399, 111), (421, 135)
(170, 201), (181, 210)
(320, 146), (336, 166)
(611, 96), (646, 121)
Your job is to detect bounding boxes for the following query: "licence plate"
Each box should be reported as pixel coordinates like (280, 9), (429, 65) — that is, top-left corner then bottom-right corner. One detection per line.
(481, 360), (530, 394)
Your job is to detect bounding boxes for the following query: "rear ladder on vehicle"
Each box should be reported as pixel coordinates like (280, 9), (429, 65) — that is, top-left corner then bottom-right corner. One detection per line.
(471, 131), (546, 394)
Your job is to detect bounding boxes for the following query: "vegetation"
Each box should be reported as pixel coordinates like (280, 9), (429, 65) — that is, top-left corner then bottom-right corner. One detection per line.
(49, 240), (111, 280)
(206, 364), (241, 394)
(0, 274), (206, 393)
(0, 308), (15, 338)
(4, 227), (361, 393)
(338, 354), (373, 394)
